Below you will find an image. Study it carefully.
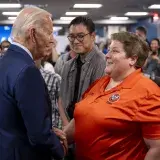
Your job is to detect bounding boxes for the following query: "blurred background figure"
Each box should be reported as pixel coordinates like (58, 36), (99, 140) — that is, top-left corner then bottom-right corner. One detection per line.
(1, 40), (11, 52)
(35, 59), (62, 129)
(42, 41), (59, 73)
(102, 39), (111, 55)
(55, 44), (76, 76)
(0, 40), (11, 57)
(0, 45), (2, 58)
(135, 26), (150, 45)
(143, 38), (160, 86)
(150, 38), (160, 56)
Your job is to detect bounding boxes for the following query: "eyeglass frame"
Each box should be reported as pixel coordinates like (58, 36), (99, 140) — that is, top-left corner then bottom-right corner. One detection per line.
(67, 32), (91, 42)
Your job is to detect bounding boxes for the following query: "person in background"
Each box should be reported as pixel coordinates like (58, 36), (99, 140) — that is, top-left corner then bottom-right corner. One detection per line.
(0, 40), (11, 56)
(42, 42), (60, 73)
(0, 6), (67, 160)
(150, 38), (160, 57)
(64, 32), (160, 160)
(143, 38), (160, 86)
(35, 59), (62, 129)
(135, 26), (150, 45)
(54, 45), (76, 76)
(144, 38), (160, 72)
(42, 54), (55, 73)
(0, 45), (2, 57)
(64, 44), (71, 54)
(102, 39), (111, 55)
(1, 40), (11, 51)
(58, 16), (106, 126)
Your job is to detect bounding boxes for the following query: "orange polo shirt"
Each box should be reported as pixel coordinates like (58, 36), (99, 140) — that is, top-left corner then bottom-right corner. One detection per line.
(74, 69), (160, 160)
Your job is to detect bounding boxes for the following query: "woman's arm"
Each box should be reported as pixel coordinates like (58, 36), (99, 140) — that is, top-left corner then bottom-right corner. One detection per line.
(63, 119), (75, 144)
(144, 138), (160, 160)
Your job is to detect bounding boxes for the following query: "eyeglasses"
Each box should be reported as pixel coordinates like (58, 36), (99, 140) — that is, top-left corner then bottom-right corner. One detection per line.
(67, 33), (90, 42)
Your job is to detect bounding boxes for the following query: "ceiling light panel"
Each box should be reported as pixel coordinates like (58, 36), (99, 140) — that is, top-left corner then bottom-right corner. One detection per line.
(148, 4), (160, 9)
(8, 17), (17, 20)
(125, 12), (149, 16)
(0, 4), (21, 8)
(60, 17), (75, 20)
(65, 12), (88, 15)
(110, 17), (129, 20)
(73, 4), (102, 8)
(2, 12), (20, 16)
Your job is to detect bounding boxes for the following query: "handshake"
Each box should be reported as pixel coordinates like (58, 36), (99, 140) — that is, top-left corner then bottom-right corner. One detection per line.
(52, 127), (68, 156)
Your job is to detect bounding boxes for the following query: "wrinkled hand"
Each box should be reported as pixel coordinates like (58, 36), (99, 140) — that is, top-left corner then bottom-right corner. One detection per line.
(53, 127), (66, 140)
(52, 127), (68, 155)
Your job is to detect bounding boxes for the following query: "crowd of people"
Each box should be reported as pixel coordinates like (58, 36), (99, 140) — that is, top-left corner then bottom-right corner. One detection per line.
(0, 6), (160, 160)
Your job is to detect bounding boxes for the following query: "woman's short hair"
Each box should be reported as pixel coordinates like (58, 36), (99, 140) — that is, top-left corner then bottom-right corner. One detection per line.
(111, 32), (150, 68)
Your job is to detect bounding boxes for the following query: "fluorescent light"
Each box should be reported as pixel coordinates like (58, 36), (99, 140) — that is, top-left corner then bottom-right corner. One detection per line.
(110, 17), (129, 20)
(54, 20), (71, 24)
(0, 3), (21, 8)
(65, 12), (88, 15)
(95, 19), (137, 24)
(53, 26), (62, 31)
(73, 4), (102, 8)
(8, 17), (17, 20)
(60, 17), (75, 20)
(125, 12), (149, 16)
(148, 4), (160, 9)
(2, 12), (20, 16)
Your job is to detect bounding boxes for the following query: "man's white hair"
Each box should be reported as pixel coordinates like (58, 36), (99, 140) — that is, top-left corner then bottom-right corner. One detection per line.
(11, 6), (52, 40)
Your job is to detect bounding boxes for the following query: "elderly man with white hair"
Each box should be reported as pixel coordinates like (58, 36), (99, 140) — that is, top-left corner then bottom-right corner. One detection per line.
(0, 6), (67, 160)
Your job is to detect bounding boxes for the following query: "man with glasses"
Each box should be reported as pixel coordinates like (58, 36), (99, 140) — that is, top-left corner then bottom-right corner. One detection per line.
(59, 15), (106, 142)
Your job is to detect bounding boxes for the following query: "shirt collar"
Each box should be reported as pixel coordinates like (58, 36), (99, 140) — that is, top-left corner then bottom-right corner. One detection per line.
(121, 69), (143, 89)
(102, 69), (143, 92)
(12, 42), (33, 59)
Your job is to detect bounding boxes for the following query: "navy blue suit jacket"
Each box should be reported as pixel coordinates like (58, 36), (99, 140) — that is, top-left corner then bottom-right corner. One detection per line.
(0, 44), (64, 160)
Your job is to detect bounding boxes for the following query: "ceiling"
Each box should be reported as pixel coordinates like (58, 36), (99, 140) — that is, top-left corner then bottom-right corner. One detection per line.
(0, 0), (160, 25)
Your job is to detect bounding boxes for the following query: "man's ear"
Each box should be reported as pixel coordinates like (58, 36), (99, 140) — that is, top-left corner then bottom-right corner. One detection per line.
(29, 27), (36, 43)
(91, 32), (96, 41)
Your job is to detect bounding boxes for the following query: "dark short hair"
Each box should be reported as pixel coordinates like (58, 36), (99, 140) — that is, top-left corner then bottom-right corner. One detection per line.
(111, 32), (150, 69)
(68, 16), (95, 33)
(151, 38), (160, 46)
(136, 26), (147, 35)
(1, 40), (11, 46)
(65, 44), (71, 52)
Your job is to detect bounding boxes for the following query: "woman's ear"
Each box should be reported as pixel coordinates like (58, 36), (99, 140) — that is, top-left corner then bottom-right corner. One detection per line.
(129, 55), (138, 66)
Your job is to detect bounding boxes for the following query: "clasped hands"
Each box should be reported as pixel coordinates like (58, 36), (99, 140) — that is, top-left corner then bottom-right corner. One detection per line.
(52, 127), (68, 156)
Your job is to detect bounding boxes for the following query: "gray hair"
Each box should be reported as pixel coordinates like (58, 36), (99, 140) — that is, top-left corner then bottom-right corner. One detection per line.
(11, 7), (52, 41)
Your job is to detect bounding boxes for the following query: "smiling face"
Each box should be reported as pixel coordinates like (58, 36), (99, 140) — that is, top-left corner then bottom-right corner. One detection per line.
(105, 40), (136, 78)
(68, 24), (95, 55)
(150, 39), (160, 52)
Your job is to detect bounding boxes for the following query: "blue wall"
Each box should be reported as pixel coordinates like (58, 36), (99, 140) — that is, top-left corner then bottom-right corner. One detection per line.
(128, 18), (157, 42)
(0, 25), (12, 42)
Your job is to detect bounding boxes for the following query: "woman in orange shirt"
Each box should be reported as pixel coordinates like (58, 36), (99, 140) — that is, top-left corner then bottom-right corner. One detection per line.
(64, 32), (160, 160)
